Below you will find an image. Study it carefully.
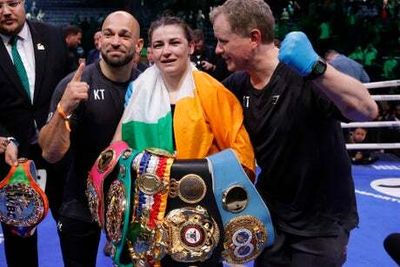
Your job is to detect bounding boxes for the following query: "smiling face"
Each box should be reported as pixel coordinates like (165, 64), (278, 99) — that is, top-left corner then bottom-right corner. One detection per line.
(100, 11), (142, 68)
(0, 0), (26, 35)
(150, 24), (194, 80)
(212, 13), (253, 72)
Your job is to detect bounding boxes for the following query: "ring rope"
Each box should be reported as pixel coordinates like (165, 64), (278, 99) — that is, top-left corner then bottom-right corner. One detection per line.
(344, 80), (400, 151)
(341, 121), (400, 128)
(346, 143), (400, 150)
(364, 79), (400, 89)
(371, 95), (400, 101)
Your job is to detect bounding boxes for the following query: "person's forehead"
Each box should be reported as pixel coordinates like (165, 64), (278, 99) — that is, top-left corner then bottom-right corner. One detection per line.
(103, 15), (136, 33)
(152, 25), (185, 38)
(213, 14), (234, 35)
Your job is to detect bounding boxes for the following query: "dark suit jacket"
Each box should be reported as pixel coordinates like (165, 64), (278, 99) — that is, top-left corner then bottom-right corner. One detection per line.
(0, 21), (70, 156)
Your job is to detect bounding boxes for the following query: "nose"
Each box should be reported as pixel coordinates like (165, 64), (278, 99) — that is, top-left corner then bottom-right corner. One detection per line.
(110, 35), (121, 46)
(161, 44), (171, 56)
(215, 42), (223, 55)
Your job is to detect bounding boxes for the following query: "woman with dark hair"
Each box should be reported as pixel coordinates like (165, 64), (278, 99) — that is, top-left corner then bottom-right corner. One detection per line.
(112, 16), (255, 267)
(114, 16), (254, 175)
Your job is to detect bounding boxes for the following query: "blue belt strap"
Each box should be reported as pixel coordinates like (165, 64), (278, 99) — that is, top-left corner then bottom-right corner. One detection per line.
(207, 149), (275, 247)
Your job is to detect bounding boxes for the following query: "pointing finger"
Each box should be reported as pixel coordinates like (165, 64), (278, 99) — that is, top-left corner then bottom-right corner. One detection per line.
(71, 62), (85, 82)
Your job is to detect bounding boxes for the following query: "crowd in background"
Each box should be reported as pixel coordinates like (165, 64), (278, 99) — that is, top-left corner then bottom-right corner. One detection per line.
(23, 0), (400, 159)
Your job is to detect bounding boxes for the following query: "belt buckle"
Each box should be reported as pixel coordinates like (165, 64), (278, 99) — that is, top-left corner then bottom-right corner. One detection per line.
(137, 173), (167, 195)
(169, 174), (207, 204)
(0, 159), (48, 237)
(164, 206), (220, 262)
(105, 179), (126, 243)
(127, 222), (169, 262)
(223, 215), (267, 264)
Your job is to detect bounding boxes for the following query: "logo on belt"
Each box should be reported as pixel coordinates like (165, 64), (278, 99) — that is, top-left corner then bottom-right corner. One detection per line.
(86, 141), (129, 228)
(164, 205), (220, 262)
(0, 158), (49, 237)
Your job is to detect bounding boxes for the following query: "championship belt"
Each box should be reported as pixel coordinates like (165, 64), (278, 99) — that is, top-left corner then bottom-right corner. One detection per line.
(0, 158), (49, 237)
(164, 205), (220, 263)
(162, 159), (223, 266)
(126, 148), (174, 266)
(207, 149), (275, 264)
(105, 148), (139, 267)
(86, 141), (129, 228)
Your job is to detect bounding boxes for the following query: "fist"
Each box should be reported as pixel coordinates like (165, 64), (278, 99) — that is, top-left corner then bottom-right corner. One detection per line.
(278, 31), (319, 77)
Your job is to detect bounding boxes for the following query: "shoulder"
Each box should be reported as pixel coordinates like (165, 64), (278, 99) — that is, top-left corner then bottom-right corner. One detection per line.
(29, 21), (62, 35)
(222, 71), (249, 96)
(193, 71), (238, 101)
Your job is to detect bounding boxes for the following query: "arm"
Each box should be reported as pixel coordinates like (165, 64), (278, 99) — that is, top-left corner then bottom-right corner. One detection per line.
(0, 125), (18, 166)
(312, 65), (378, 121)
(39, 63), (89, 163)
(279, 32), (378, 122)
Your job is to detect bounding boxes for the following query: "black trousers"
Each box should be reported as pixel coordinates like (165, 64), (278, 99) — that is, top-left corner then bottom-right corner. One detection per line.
(254, 226), (350, 267)
(57, 216), (101, 267)
(1, 144), (66, 267)
(384, 233), (400, 265)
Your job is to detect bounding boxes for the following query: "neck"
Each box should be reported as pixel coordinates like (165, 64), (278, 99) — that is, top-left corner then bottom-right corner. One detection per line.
(99, 59), (134, 83)
(248, 44), (279, 90)
(162, 61), (191, 93)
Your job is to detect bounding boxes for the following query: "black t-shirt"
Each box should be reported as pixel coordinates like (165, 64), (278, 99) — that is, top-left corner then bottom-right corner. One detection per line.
(223, 63), (358, 236)
(48, 61), (141, 222)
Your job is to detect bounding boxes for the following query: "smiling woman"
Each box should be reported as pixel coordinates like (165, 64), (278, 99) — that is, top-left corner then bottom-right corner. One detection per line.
(112, 17), (256, 266)
(114, 16), (255, 176)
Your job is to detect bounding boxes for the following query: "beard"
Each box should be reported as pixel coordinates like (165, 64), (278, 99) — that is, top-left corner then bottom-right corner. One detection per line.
(101, 49), (135, 67)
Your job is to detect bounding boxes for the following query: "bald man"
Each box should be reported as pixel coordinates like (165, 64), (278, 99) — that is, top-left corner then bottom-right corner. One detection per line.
(39, 11), (143, 266)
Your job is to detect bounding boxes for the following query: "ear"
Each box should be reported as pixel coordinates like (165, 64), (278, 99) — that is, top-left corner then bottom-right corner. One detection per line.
(135, 38), (144, 54)
(188, 40), (195, 55)
(249, 29), (262, 48)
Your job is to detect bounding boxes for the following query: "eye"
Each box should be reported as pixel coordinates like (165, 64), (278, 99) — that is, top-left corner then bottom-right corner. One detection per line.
(8, 1), (20, 8)
(102, 32), (112, 38)
(152, 42), (163, 49)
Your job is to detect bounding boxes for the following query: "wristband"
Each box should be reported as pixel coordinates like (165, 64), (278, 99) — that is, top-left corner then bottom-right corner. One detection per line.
(56, 102), (72, 132)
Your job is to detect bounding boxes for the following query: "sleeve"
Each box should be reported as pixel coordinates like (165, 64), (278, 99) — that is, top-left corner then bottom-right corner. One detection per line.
(360, 69), (370, 83)
(308, 81), (350, 123)
(0, 124), (9, 137)
(124, 82), (134, 108)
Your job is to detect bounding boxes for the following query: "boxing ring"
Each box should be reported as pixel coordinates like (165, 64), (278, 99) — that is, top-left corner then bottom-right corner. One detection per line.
(1, 80), (400, 267)
(343, 79), (400, 151)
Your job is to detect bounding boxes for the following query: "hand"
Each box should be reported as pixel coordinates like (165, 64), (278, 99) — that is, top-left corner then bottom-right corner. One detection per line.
(278, 31), (319, 76)
(5, 142), (18, 166)
(201, 60), (215, 71)
(59, 63), (89, 115)
(0, 137), (8, 153)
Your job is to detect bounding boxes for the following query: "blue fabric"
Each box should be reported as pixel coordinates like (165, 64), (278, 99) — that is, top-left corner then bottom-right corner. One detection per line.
(278, 32), (319, 76)
(124, 83), (134, 108)
(330, 54), (370, 83)
(208, 149), (275, 247)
